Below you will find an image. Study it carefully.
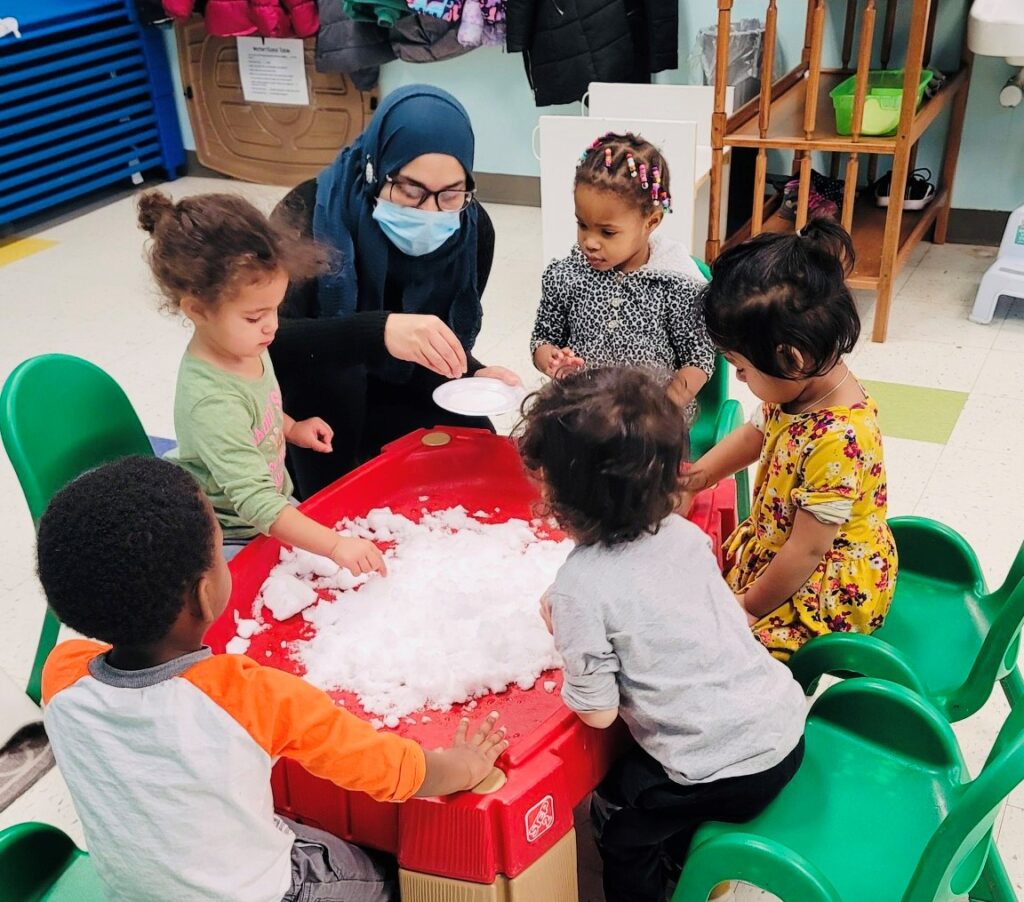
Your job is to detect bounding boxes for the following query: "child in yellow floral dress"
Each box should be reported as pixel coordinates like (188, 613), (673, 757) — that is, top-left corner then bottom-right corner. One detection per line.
(682, 220), (897, 660)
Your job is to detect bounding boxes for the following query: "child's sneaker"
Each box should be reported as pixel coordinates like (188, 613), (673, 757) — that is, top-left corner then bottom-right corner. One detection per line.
(872, 167), (935, 210)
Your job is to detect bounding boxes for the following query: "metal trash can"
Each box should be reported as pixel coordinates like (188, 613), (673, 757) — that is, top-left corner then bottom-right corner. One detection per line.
(696, 17), (765, 108)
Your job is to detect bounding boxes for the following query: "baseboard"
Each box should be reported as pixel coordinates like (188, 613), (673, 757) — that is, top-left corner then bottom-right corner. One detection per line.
(474, 172), (541, 207)
(186, 151), (231, 180)
(944, 208), (1009, 247)
(185, 154), (543, 208)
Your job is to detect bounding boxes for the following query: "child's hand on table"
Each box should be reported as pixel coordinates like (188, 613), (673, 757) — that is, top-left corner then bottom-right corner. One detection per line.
(287, 417), (334, 453)
(416, 711), (509, 796)
(329, 536), (387, 577)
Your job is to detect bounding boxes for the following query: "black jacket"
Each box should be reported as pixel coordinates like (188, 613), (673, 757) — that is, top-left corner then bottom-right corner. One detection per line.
(505, 0), (677, 107)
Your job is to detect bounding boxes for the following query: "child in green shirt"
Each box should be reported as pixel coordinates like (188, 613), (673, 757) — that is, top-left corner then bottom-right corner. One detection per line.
(139, 190), (384, 575)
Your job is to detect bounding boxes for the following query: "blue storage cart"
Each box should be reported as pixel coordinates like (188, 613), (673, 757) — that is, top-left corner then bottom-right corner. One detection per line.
(0, 0), (185, 228)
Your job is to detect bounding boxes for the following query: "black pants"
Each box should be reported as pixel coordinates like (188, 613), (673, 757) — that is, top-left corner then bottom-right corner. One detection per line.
(282, 364), (493, 501)
(594, 738), (805, 902)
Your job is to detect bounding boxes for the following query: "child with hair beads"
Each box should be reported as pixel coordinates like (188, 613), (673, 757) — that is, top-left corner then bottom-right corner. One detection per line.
(530, 132), (715, 410)
(519, 367), (806, 902)
(39, 456), (508, 902)
(139, 191), (383, 572)
(684, 220), (898, 661)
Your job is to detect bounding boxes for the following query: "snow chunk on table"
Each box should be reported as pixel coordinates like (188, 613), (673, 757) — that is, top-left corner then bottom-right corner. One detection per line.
(258, 573), (319, 621)
(295, 507), (571, 719)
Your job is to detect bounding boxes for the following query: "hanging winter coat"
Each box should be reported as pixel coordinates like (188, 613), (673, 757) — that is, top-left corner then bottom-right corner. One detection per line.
(316, 0), (473, 88)
(505, 0), (676, 106)
(316, 0), (394, 86)
(163, 0), (318, 38)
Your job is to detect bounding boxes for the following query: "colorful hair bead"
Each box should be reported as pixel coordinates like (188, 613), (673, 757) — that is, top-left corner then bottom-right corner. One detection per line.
(639, 163), (648, 189)
(660, 190), (672, 213)
(604, 147), (613, 169)
(626, 153), (637, 178)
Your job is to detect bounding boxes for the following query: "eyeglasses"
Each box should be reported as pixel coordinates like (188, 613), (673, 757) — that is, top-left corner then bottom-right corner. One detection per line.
(385, 176), (475, 212)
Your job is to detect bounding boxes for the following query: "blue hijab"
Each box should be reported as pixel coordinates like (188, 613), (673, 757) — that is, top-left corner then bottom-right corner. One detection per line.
(313, 85), (482, 355)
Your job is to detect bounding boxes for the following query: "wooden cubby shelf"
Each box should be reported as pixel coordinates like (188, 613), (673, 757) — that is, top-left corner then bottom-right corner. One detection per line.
(706, 0), (974, 342)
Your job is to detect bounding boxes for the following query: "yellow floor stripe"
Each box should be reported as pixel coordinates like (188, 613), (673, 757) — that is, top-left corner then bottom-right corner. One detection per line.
(0, 237), (58, 267)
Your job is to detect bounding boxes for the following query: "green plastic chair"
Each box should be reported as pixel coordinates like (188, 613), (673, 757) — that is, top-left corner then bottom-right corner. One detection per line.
(689, 257), (750, 521)
(788, 517), (1024, 722)
(0, 822), (104, 901)
(0, 354), (153, 704)
(673, 677), (1024, 902)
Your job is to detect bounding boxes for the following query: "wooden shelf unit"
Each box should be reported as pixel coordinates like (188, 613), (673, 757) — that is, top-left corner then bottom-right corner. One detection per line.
(706, 0), (974, 342)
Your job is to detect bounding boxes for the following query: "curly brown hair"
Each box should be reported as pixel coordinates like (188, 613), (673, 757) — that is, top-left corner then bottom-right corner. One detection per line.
(517, 367), (689, 547)
(137, 190), (331, 309)
(575, 132), (672, 217)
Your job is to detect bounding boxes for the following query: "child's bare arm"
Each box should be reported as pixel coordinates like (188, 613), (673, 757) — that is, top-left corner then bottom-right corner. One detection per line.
(415, 712), (509, 797)
(270, 507), (386, 576)
(576, 708), (619, 729)
(740, 509), (839, 619)
(676, 423), (763, 513)
(690, 423), (763, 487)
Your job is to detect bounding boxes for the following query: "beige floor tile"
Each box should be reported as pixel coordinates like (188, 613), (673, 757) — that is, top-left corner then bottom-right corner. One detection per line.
(881, 298), (1000, 350)
(852, 339), (987, 393)
(974, 350), (1024, 400)
(916, 243), (998, 277)
(0, 765), (84, 848)
(946, 394), (1024, 457)
(882, 437), (944, 516)
(997, 804), (1024, 896)
(915, 445), (1024, 587)
(993, 302), (1024, 353)
(896, 268), (989, 310)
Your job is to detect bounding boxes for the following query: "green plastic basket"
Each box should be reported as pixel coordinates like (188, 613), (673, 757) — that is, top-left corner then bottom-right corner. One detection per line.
(830, 69), (932, 136)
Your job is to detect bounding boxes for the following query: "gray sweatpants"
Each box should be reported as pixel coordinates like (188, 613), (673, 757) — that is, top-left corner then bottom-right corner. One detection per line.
(280, 817), (396, 902)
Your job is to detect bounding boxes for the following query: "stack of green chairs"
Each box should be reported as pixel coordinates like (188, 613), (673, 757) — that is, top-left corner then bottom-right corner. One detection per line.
(673, 678), (1024, 902)
(789, 518), (1024, 723)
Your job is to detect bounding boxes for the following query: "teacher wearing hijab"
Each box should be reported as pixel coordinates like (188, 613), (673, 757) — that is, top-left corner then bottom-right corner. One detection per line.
(270, 84), (519, 499)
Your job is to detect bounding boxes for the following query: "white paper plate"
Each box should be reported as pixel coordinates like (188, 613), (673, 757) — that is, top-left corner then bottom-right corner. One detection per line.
(432, 377), (527, 417)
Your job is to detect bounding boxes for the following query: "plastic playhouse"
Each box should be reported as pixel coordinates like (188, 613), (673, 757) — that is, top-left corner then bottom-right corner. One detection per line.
(205, 427), (738, 902)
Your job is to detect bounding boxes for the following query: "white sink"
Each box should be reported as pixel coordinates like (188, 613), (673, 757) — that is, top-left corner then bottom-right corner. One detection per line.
(969, 0), (1024, 65)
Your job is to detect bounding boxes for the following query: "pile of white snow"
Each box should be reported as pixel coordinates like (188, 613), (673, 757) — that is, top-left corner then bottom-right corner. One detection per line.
(247, 506), (571, 719)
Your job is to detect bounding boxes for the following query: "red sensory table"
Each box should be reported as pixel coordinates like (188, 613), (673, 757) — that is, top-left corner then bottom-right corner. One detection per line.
(206, 428), (738, 901)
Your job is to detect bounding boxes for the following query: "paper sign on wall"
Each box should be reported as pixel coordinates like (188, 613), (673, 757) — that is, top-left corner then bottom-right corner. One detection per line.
(237, 37), (309, 106)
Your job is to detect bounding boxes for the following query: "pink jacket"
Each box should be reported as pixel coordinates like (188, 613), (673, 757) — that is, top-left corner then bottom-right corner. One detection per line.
(164, 0), (319, 38)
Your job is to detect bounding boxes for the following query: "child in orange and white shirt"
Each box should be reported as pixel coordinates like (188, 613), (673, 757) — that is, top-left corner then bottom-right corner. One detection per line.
(39, 456), (507, 902)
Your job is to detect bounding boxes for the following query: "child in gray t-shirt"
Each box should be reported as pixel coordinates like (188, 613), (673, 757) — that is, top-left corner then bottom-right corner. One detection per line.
(518, 366), (807, 902)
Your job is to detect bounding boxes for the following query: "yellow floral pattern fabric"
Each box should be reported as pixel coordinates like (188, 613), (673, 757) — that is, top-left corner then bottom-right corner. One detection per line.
(724, 394), (898, 661)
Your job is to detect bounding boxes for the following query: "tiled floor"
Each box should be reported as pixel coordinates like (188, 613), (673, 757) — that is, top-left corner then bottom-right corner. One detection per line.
(0, 178), (1022, 900)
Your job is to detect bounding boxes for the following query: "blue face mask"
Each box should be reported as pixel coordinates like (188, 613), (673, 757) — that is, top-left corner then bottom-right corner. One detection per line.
(372, 200), (461, 256)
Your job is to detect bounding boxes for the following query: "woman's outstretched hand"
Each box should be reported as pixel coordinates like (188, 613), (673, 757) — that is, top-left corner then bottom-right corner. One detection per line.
(384, 314), (468, 380)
